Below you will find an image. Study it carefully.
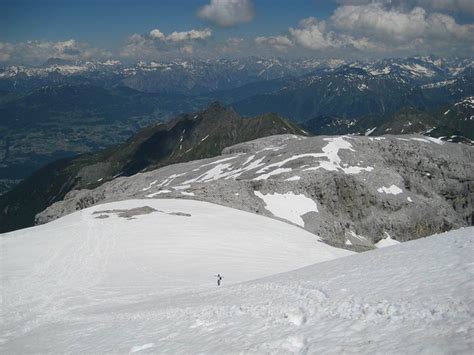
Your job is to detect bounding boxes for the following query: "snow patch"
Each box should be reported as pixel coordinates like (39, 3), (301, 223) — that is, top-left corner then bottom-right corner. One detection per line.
(183, 163), (233, 184)
(377, 185), (403, 195)
(358, 83), (368, 91)
(365, 127), (376, 136)
(454, 96), (474, 108)
(263, 137), (373, 175)
(370, 67), (390, 75)
(172, 185), (191, 190)
(254, 168), (292, 181)
(424, 137), (444, 145)
(200, 155), (239, 167)
(347, 230), (368, 242)
(242, 155), (255, 166)
(254, 191), (318, 227)
(376, 232), (401, 248)
(410, 137), (431, 143)
(142, 180), (158, 191)
(146, 189), (172, 197)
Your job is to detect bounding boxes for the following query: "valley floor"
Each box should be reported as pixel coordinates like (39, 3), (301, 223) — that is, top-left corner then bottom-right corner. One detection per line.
(1, 199), (472, 353)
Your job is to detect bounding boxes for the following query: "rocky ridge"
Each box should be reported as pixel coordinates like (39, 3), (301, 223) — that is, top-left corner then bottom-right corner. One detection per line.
(37, 134), (474, 250)
(0, 103), (306, 233)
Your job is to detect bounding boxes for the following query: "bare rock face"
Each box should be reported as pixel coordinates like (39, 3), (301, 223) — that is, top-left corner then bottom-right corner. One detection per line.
(36, 134), (473, 250)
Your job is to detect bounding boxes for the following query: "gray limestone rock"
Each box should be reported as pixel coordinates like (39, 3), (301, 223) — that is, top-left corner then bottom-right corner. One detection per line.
(36, 134), (473, 250)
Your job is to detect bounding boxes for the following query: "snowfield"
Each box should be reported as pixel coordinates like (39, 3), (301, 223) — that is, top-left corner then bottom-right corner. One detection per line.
(1, 199), (473, 353)
(1, 199), (351, 352)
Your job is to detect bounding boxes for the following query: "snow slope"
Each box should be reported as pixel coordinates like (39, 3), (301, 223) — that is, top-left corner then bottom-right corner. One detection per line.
(2, 204), (472, 354)
(0, 198), (352, 352)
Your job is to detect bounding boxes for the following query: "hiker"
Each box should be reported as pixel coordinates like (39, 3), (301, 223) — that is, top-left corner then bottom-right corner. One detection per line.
(215, 274), (223, 286)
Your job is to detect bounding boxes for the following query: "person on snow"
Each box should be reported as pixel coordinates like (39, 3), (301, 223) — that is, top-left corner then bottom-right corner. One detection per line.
(215, 274), (223, 286)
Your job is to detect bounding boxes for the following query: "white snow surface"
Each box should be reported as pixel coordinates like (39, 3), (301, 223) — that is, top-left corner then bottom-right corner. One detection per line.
(146, 189), (172, 197)
(377, 184), (403, 195)
(365, 127), (376, 136)
(1, 221), (472, 353)
(1, 198), (353, 353)
(254, 167), (293, 181)
(375, 232), (401, 248)
(254, 191), (319, 227)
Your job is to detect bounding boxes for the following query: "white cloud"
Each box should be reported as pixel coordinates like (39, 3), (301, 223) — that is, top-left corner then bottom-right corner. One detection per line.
(120, 28), (212, 60)
(337, 34), (382, 51)
(289, 18), (339, 50)
(287, 17), (381, 52)
(149, 29), (165, 40)
(0, 39), (111, 65)
(254, 35), (293, 51)
(147, 28), (212, 42)
(331, 3), (474, 44)
(197, 0), (255, 27)
(279, 2), (474, 56)
(331, 4), (429, 42)
(4, 1), (472, 64)
(166, 29), (212, 42)
(334, 0), (474, 15)
(120, 34), (158, 59)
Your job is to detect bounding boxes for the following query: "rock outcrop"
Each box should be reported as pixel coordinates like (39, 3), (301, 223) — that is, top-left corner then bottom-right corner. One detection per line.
(37, 134), (473, 250)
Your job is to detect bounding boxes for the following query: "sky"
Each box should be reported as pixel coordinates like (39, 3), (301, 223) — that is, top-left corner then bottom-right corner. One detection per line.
(1, 0), (473, 65)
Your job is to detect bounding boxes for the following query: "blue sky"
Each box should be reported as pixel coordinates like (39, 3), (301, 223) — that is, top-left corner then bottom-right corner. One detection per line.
(1, 0), (473, 64)
(1, 0), (335, 46)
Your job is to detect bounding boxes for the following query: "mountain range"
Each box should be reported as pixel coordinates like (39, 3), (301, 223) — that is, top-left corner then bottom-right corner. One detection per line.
(0, 57), (331, 95)
(2, 56), (470, 95)
(233, 61), (473, 121)
(0, 55), (472, 196)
